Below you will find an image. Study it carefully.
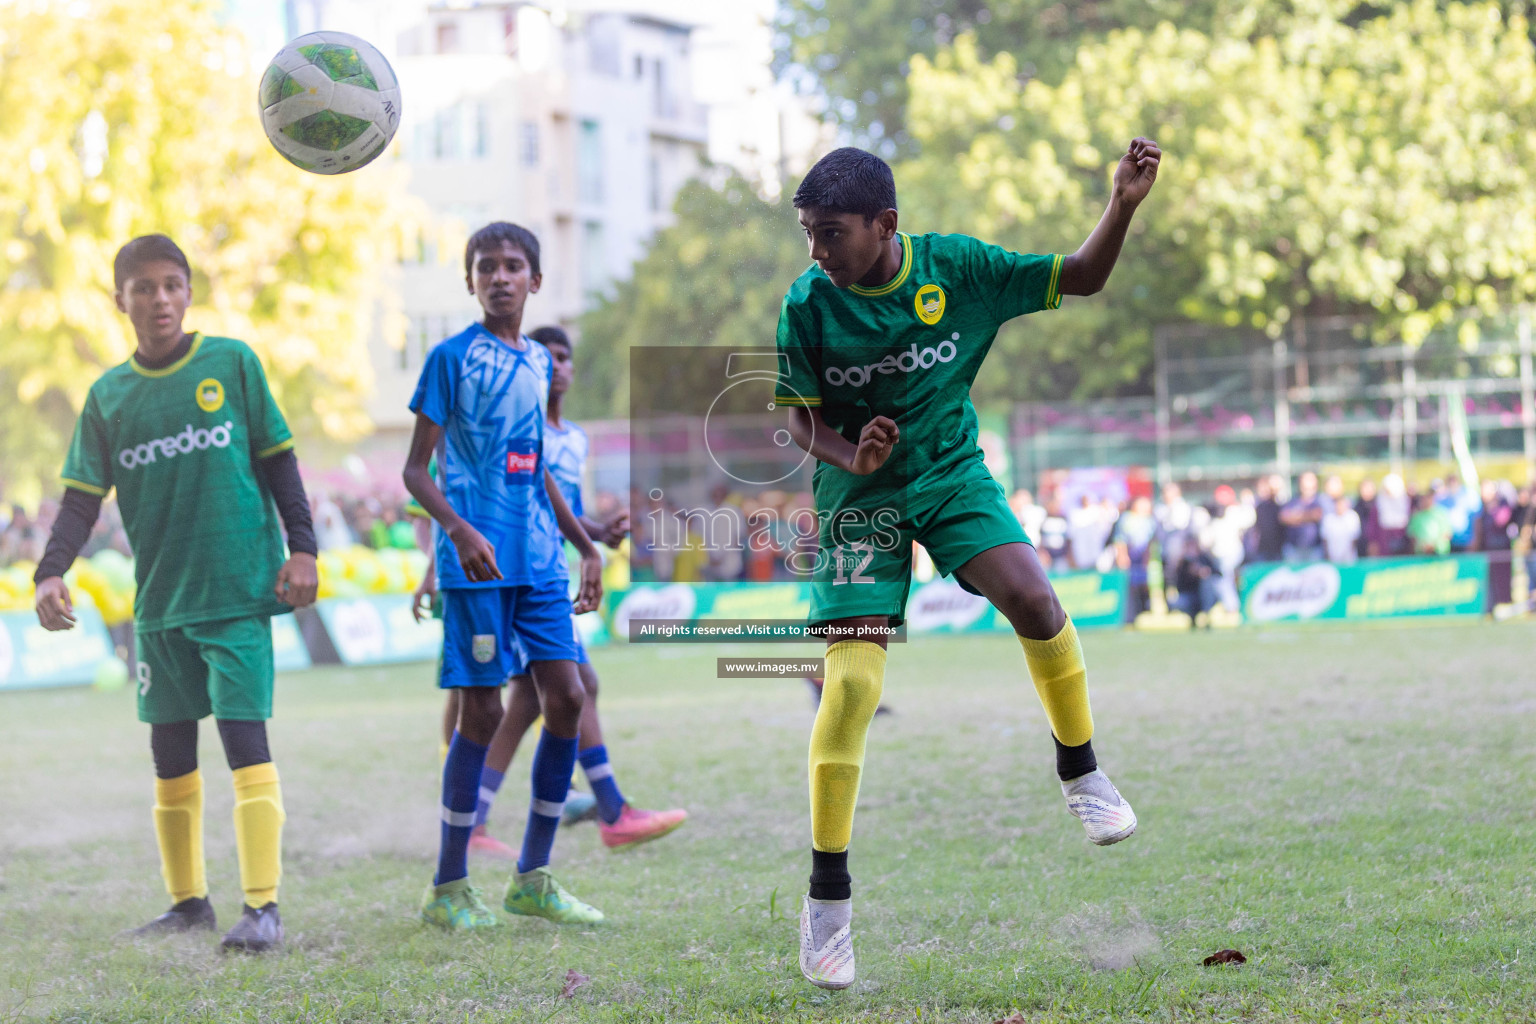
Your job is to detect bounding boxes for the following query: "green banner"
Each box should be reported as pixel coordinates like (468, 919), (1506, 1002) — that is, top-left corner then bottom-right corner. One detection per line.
(903, 570), (1126, 633)
(272, 613), (312, 673)
(313, 595), (444, 665)
(1045, 570), (1128, 630)
(605, 572), (1126, 641)
(1241, 555), (1487, 623)
(0, 607), (117, 691)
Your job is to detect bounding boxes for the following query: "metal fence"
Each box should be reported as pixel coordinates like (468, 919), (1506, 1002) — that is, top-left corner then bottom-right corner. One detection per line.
(581, 311), (1536, 502)
(1016, 310), (1536, 490)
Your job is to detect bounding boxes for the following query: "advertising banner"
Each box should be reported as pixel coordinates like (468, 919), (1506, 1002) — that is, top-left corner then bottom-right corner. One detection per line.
(1043, 570), (1129, 630)
(272, 613), (312, 673)
(606, 572), (1126, 641)
(313, 595), (444, 666)
(0, 607), (116, 691)
(1241, 556), (1487, 623)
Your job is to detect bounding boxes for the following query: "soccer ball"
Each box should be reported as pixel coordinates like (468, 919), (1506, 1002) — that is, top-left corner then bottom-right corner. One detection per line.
(259, 31), (401, 175)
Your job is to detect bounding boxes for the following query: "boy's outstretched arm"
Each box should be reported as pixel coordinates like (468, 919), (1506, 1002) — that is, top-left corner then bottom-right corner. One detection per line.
(1059, 137), (1161, 297)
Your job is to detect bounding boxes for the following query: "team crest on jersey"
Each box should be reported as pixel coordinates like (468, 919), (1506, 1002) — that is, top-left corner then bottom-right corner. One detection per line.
(472, 634), (496, 663)
(914, 284), (946, 325)
(195, 378), (225, 412)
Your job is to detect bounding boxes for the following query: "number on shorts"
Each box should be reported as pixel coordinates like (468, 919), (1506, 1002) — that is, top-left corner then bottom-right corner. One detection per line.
(830, 542), (876, 585)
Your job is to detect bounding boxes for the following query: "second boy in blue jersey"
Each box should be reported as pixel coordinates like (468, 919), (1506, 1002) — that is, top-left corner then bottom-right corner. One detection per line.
(404, 222), (606, 928)
(464, 326), (689, 858)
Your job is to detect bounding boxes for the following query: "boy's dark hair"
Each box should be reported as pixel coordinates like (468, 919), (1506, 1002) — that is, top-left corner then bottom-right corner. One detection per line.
(529, 325), (571, 351)
(114, 234), (191, 291)
(792, 148), (897, 222)
(465, 221), (541, 278)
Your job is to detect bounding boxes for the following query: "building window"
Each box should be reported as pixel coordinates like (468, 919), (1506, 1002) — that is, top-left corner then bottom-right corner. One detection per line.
(435, 20), (458, 54)
(520, 121), (539, 167)
(577, 119), (603, 204)
(634, 54), (644, 79)
(433, 107), (460, 159)
(469, 102), (490, 159)
(404, 314), (457, 367)
(586, 16), (621, 76)
(649, 153), (661, 213)
(652, 58), (672, 118)
(581, 221), (606, 299)
(423, 103), (489, 161)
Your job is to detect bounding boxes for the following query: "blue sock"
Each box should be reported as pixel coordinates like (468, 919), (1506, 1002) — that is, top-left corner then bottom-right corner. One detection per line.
(475, 765), (505, 829)
(435, 731), (488, 886)
(578, 745), (626, 825)
(517, 729), (578, 874)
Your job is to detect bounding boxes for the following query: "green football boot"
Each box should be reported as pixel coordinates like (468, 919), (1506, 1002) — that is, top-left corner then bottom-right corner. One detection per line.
(503, 866), (604, 924)
(420, 877), (500, 931)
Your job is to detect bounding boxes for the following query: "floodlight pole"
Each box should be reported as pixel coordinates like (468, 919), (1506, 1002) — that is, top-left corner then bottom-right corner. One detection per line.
(1520, 307), (1536, 483)
(1273, 338), (1291, 483)
(1154, 326), (1171, 487)
(1403, 358), (1419, 466)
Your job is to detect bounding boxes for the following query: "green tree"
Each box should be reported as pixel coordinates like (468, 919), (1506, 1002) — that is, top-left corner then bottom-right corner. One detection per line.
(572, 176), (810, 420)
(0, 0), (408, 498)
(774, 0), (1382, 151)
(897, 0), (1536, 399)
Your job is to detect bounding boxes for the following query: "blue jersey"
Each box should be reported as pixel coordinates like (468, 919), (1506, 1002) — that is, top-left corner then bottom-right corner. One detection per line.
(410, 324), (567, 589)
(543, 420), (588, 519)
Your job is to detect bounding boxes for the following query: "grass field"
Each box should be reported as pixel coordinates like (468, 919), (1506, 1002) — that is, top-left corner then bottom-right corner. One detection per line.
(2, 622), (1534, 1023)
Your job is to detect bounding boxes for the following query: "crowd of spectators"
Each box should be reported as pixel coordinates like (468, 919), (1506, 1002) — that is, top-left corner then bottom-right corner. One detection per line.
(3, 469), (1534, 623)
(1008, 471), (1536, 622)
(0, 498), (132, 567)
(309, 492), (420, 552)
(615, 469), (1536, 622)
(626, 484), (820, 584)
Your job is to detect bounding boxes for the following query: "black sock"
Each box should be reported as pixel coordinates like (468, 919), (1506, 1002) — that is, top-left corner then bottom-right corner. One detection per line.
(808, 848), (851, 901)
(1054, 735), (1097, 781)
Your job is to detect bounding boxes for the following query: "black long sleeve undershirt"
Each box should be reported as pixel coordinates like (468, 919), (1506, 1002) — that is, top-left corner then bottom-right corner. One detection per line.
(35, 449), (317, 583)
(258, 449), (317, 557)
(34, 489), (103, 582)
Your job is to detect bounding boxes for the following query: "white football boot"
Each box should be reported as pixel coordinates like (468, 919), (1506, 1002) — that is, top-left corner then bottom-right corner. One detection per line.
(1063, 768), (1138, 845)
(798, 895), (855, 989)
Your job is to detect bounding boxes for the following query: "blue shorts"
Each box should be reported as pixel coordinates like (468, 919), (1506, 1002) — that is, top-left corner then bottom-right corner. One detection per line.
(507, 627), (587, 678)
(439, 579), (580, 689)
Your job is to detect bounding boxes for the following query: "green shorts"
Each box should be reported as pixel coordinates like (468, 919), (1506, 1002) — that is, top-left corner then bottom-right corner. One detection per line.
(134, 616), (276, 724)
(808, 469), (1029, 628)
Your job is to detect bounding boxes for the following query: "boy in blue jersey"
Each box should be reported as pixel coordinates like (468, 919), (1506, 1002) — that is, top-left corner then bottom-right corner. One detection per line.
(404, 223), (606, 928)
(462, 326), (689, 858)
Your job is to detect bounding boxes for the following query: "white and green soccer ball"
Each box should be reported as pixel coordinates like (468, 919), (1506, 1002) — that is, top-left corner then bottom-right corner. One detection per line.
(259, 31), (401, 175)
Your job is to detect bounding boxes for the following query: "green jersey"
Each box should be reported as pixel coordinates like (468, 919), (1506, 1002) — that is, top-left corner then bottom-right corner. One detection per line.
(775, 231), (1062, 515)
(61, 333), (296, 632)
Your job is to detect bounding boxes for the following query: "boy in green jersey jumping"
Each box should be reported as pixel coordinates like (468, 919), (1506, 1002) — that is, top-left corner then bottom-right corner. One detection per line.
(33, 235), (319, 952)
(775, 141), (1161, 988)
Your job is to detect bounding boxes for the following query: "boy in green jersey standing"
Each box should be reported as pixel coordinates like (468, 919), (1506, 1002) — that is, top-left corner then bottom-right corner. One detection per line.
(775, 141), (1160, 988)
(34, 235), (319, 952)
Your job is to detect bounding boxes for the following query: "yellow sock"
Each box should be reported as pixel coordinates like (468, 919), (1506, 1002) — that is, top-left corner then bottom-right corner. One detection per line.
(1019, 616), (1093, 746)
(153, 771), (207, 903)
(808, 641), (886, 853)
(232, 762), (285, 908)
